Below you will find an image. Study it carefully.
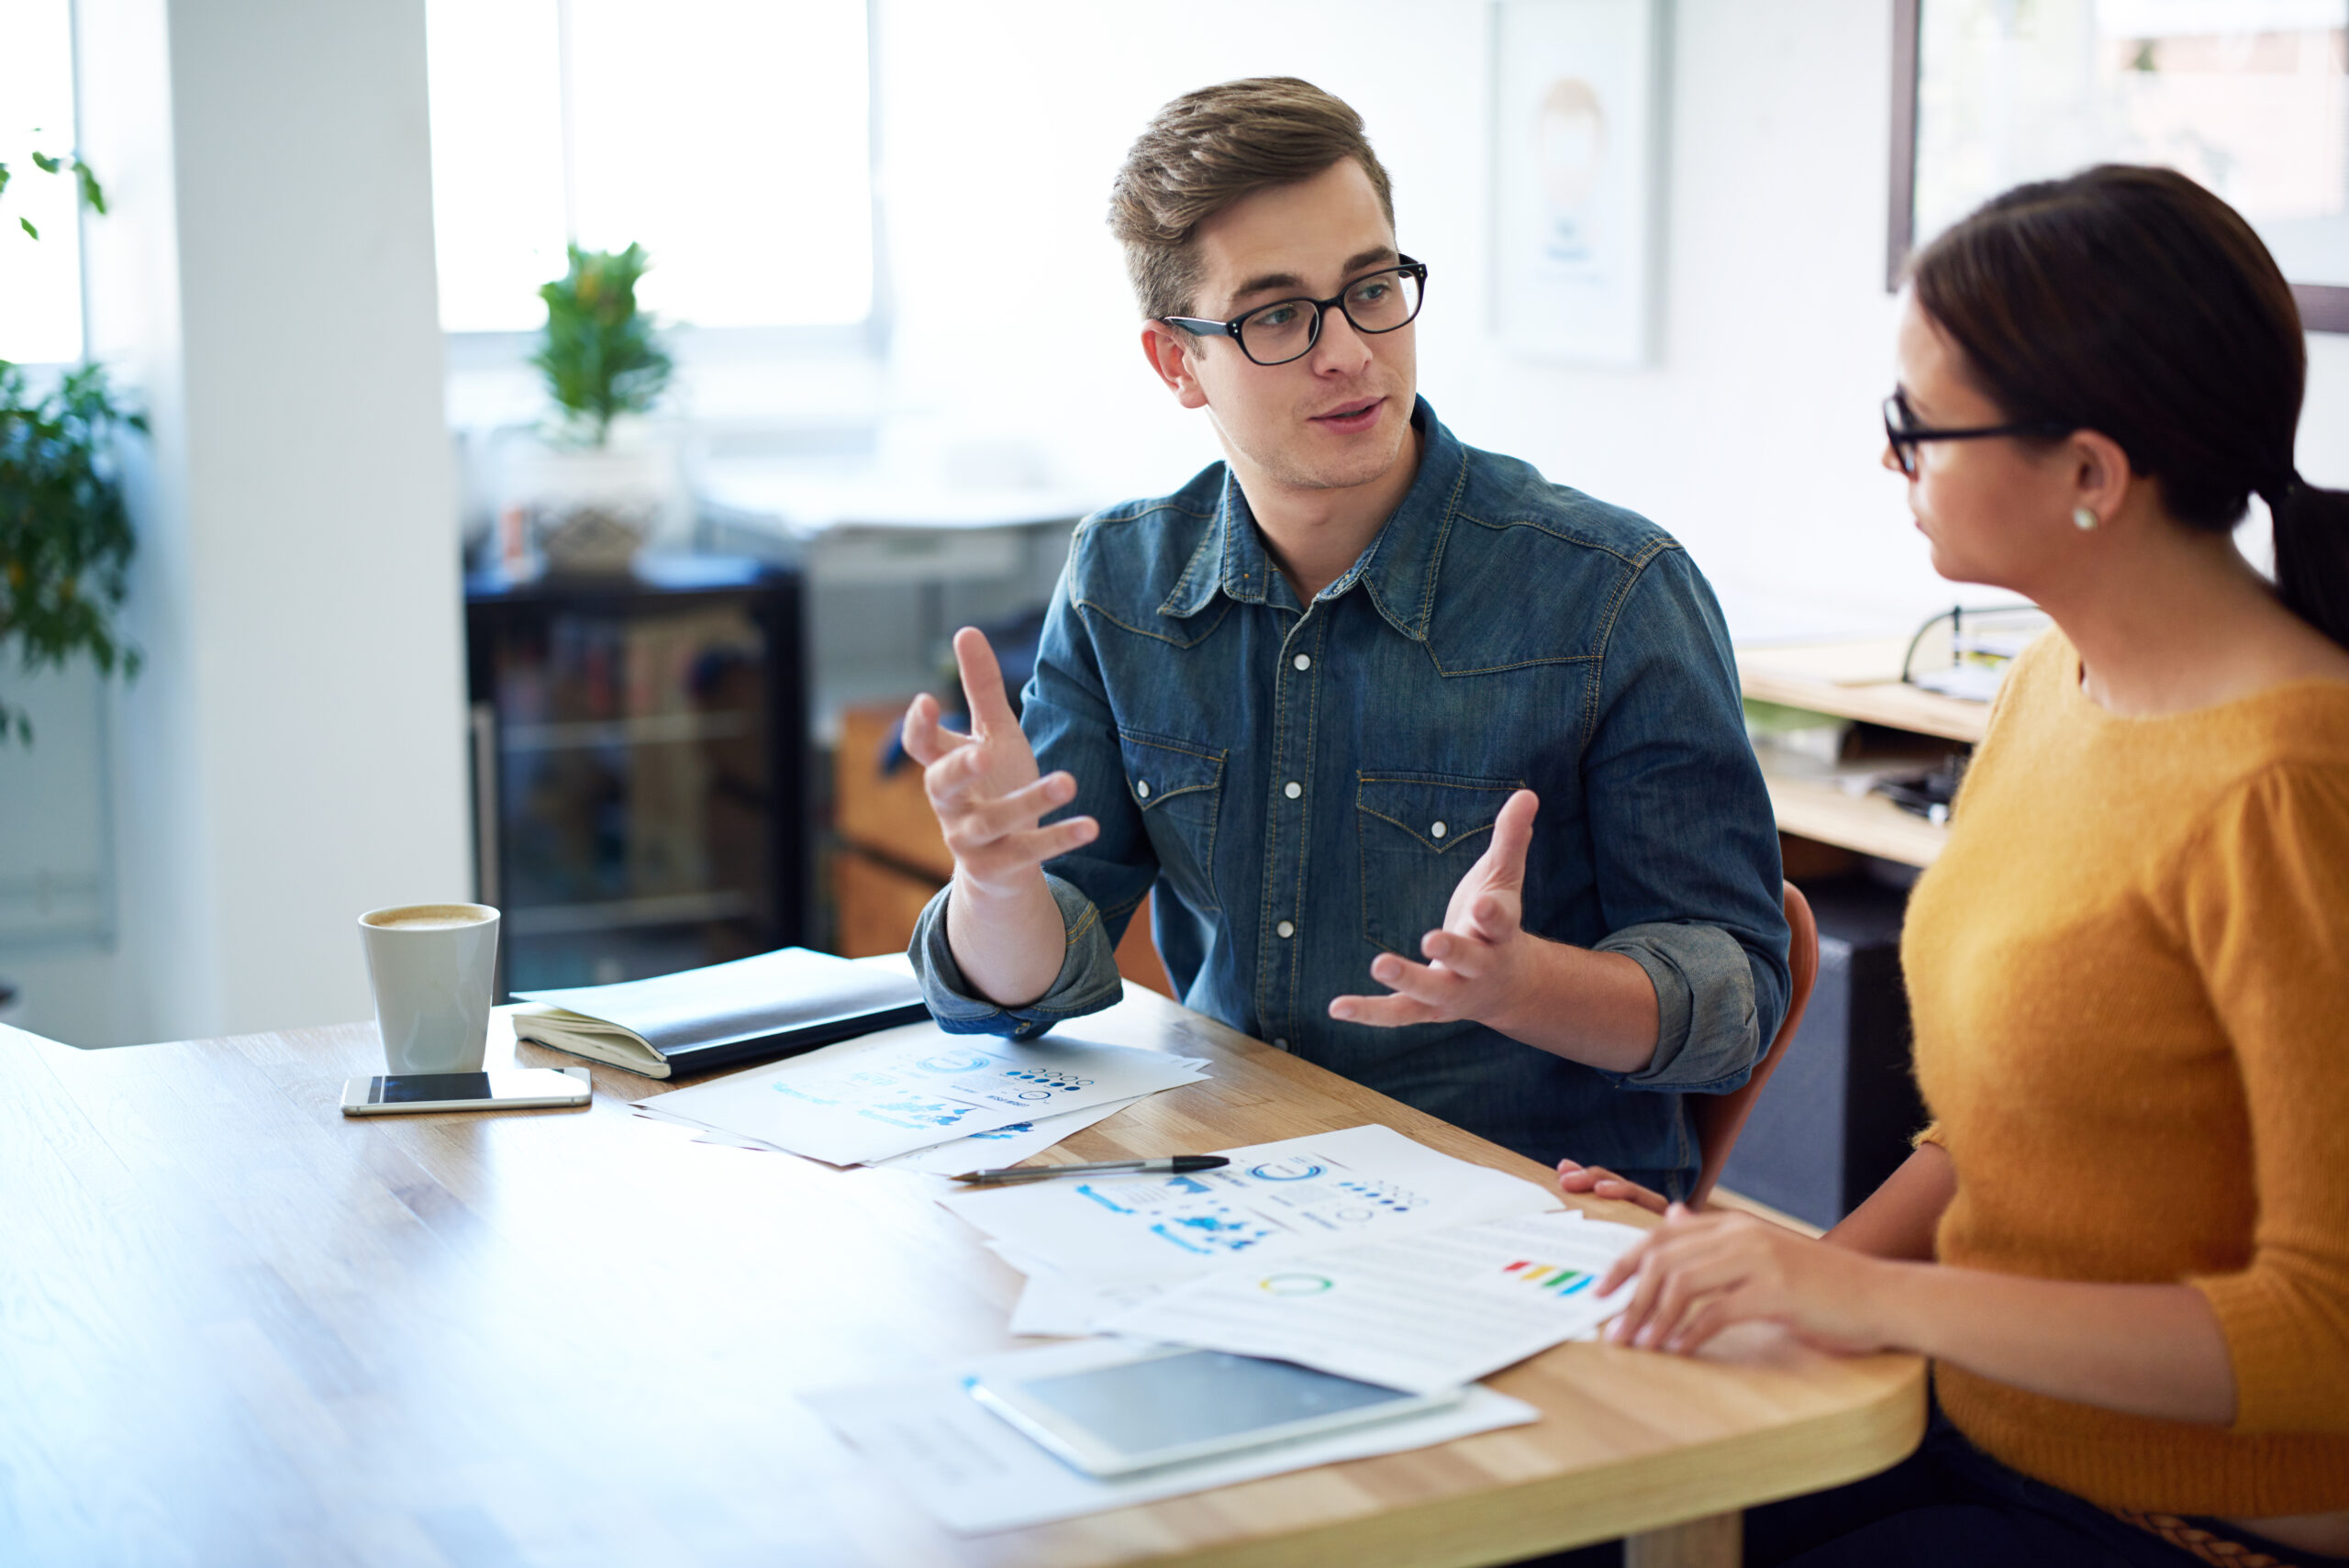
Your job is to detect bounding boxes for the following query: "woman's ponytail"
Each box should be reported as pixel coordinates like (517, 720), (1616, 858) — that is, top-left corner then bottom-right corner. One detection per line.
(2267, 476), (2349, 655)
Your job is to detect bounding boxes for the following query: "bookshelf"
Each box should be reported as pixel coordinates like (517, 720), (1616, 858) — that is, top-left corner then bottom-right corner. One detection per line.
(465, 557), (809, 994)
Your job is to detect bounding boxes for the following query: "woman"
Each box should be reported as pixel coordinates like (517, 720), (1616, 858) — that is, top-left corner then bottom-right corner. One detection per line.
(1560, 164), (2349, 1565)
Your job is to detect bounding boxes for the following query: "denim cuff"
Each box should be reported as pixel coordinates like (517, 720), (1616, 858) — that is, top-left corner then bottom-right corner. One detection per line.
(1593, 920), (1761, 1091)
(907, 873), (1127, 1040)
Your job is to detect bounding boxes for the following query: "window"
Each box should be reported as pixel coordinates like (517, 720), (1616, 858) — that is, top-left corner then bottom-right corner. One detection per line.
(0, 0), (85, 365)
(1893, 0), (2349, 326)
(425, 0), (875, 335)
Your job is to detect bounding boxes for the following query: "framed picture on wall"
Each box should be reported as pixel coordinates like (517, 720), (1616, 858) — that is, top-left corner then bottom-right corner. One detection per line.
(1888, 0), (2349, 331)
(1489, 0), (1669, 366)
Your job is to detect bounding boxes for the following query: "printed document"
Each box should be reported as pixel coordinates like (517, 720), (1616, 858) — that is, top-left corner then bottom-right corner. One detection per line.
(868, 1091), (1160, 1174)
(1099, 1208), (1646, 1393)
(802, 1337), (1537, 1534)
(941, 1123), (1559, 1284)
(629, 1022), (1207, 1166)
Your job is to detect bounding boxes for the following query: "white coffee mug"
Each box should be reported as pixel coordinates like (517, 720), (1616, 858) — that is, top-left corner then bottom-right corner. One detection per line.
(358, 904), (501, 1074)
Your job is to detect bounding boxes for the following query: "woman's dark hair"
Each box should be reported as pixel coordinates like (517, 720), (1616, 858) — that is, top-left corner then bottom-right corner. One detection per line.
(1909, 163), (2349, 651)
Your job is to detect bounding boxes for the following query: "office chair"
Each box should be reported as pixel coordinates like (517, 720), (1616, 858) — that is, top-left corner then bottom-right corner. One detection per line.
(1689, 881), (1820, 1208)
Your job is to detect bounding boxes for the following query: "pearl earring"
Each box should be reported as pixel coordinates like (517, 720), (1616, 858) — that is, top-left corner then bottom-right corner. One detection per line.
(2072, 506), (2099, 531)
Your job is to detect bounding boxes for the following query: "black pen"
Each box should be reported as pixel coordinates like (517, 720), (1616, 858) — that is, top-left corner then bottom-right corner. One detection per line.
(949, 1155), (1231, 1186)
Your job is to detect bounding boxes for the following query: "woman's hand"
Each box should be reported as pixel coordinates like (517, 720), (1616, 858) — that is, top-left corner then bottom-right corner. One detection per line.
(1556, 1158), (1670, 1216)
(1600, 1205), (1905, 1356)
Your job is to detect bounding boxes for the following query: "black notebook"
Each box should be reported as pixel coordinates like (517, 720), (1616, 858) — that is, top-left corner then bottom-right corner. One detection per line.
(510, 948), (930, 1079)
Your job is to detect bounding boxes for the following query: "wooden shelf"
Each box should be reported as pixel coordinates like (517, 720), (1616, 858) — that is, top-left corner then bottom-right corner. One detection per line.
(1757, 757), (1949, 868)
(1736, 639), (1979, 865)
(1738, 639), (1988, 745)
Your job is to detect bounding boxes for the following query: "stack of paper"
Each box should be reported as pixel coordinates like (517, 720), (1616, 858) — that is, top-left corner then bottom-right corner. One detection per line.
(629, 1020), (1208, 1167)
(940, 1123), (1567, 1336)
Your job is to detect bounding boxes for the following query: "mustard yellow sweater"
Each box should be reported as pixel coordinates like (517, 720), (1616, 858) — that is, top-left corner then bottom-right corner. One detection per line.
(1903, 630), (2349, 1516)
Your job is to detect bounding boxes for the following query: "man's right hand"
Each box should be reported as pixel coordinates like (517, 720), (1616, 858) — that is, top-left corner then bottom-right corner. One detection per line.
(901, 628), (1099, 893)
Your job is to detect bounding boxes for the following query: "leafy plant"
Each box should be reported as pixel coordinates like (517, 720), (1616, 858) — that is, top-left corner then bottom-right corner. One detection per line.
(0, 144), (137, 746)
(533, 243), (673, 445)
(0, 361), (145, 745)
(0, 139), (106, 240)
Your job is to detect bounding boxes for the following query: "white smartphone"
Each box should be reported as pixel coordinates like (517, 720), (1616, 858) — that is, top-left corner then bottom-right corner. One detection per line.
(966, 1345), (1462, 1476)
(340, 1067), (591, 1116)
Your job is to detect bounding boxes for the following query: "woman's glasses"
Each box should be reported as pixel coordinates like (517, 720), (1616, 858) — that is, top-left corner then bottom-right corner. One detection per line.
(1883, 389), (2073, 477)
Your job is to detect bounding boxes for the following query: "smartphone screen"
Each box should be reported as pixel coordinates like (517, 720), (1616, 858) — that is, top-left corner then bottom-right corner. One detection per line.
(365, 1071), (581, 1105)
(373, 1072), (498, 1104)
(1007, 1350), (1416, 1457)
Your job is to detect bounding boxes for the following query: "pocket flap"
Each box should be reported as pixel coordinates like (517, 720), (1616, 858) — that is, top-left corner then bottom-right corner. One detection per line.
(1356, 772), (1520, 853)
(1118, 728), (1225, 810)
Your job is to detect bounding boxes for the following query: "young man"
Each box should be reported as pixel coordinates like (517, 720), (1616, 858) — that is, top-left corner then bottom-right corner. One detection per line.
(899, 78), (1787, 1195)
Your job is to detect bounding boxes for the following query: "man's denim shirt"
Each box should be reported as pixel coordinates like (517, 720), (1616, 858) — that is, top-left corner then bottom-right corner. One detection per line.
(911, 399), (1788, 1193)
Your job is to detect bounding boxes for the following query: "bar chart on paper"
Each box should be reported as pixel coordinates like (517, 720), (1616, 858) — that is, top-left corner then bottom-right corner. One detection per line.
(1500, 1259), (1600, 1296)
(1097, 1209), (1650, 1396)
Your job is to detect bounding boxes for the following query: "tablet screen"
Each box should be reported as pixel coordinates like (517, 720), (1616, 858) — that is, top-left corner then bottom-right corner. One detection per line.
(1008, 1350), (1414, 1457)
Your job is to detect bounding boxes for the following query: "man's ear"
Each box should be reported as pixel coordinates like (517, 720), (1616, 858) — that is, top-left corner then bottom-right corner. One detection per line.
(1141, 321), (1211, 410)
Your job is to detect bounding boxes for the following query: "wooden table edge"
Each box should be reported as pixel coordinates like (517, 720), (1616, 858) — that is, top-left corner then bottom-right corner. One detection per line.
(1114, 1351), (1927, 1568)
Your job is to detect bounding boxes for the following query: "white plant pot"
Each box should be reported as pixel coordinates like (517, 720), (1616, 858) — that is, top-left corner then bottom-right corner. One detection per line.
(499, 422), (684, 575)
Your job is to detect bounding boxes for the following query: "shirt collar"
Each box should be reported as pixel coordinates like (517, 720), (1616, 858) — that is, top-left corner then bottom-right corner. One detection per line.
(1158, 395), (1464, 641)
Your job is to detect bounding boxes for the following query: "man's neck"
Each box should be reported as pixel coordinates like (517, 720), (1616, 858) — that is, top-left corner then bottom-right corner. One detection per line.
(1237, 421), (1426, 606)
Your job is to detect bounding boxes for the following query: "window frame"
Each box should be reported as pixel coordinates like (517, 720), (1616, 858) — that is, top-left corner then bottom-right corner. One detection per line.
(1885, 0), (2349, 333)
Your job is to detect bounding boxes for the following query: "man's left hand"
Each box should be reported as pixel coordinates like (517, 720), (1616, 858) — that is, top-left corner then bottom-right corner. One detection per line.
(1329, 789), (1541, 1030)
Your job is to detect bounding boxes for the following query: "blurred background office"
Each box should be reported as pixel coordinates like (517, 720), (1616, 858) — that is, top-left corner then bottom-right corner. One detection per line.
(2, 0), (2343, 1131)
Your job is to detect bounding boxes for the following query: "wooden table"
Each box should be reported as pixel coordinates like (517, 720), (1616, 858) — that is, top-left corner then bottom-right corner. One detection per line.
(0, 987), (1922, 1567)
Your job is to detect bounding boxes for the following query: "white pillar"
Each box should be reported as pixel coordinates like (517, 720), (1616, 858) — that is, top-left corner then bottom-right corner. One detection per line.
(28, 0), (470, 1042)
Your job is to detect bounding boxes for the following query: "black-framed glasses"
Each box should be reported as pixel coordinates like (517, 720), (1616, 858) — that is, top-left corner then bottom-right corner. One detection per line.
(1162, 256), (1428, 366)
(1883, 390), (2072, 477)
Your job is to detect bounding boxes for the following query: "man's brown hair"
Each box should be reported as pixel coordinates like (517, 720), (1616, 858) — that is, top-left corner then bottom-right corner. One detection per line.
(1108, 77), (1396, 324)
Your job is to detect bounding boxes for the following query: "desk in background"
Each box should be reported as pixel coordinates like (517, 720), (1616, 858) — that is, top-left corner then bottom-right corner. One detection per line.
(693, 468), (1099, 734)
(0, 986), (1921, 1567)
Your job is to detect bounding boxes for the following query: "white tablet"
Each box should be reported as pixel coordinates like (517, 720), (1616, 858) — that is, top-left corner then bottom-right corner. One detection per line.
(966, 1344), (1462, 1476)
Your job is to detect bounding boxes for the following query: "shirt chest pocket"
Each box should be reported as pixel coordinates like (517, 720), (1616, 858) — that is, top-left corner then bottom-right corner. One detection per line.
(1119, 728), (1227, 915)
(1357, 772), (1521, 955)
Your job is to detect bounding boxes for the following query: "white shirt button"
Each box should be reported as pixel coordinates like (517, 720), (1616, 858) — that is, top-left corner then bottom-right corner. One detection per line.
(1273, 1038), (1289, 1051)
(1276, 919), (1296, 939)
(1431, 820), (1448, 839)
(1292, 653), (1311, 672)
(1135, 781), (1152, 799)
(1284, 781), (1302, 799)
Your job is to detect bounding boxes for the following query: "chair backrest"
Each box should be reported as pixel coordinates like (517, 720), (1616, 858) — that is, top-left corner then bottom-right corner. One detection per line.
(1689, 881), (1820, 1208)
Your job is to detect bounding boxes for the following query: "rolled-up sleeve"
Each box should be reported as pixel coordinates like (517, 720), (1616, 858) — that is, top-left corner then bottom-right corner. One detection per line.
(910, 873), (1126, 1040)
(1576, 547), (1788, 1094)
(1596, 919), (1761, 1090)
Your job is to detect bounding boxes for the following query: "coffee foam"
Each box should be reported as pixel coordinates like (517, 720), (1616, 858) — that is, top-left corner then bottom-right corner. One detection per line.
(363, 904), (495, 930)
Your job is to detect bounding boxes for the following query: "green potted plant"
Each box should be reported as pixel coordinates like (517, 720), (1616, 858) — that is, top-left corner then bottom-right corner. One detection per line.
(0, 148), (140, 747)
(514, 242), (677, 574)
